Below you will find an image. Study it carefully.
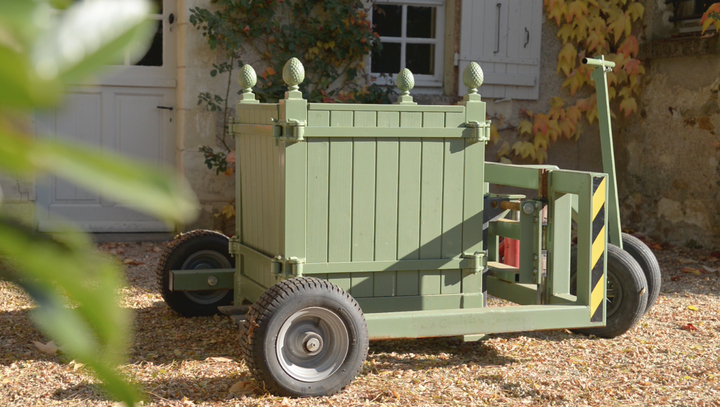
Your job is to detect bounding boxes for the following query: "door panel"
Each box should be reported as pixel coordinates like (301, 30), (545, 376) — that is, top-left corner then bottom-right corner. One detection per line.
(116, 92), (165, 162)
(36, 0), (177, 232)
(37, 87), (176, 232)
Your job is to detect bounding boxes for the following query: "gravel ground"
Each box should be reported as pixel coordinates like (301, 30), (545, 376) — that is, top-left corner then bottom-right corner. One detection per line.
(1, 239), (719, 406)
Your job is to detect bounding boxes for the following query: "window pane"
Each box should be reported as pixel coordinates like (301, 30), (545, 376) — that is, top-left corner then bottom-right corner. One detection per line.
(372, 42), (401, 74)
(406, 6), (435, 38)
(134, 21), (163, 66)
(373, 5), (402, 37)
(406, 43), (434, 75)
(694, 1), (714, 15)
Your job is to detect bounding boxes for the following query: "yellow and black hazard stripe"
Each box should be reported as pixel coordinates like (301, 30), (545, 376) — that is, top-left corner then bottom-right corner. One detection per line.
(590, 176), (606, 322)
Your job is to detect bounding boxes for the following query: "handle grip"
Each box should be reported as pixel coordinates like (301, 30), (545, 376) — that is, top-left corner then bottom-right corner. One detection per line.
(582, 57), (616, 68)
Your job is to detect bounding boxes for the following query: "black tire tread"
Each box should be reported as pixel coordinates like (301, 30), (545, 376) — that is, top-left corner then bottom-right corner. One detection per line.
(156, 229), (234, 317)
(241, 277), (368, 397)
(573, 244), (648, 338)
(621, 232), (661, 314)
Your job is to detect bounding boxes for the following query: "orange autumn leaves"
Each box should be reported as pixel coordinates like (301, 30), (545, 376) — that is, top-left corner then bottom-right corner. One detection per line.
(701, 3), (720, 33)
(499, 0), (646, 164)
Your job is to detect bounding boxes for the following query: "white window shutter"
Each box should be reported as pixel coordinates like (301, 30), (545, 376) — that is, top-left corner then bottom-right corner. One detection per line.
(459, 0), (542, 100)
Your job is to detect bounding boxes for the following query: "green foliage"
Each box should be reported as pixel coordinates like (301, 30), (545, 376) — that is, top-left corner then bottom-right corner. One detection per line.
(0, 0), (199, 404)
(199, 146), (232, 176)
(190, 0), (395, 174)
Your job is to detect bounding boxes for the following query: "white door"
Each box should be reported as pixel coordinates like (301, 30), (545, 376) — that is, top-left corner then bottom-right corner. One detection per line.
(36, 0), (177, 232)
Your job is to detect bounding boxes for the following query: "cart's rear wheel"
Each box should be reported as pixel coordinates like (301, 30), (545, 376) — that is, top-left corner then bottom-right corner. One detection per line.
(621, 233), (661, 314)
(156, 230), (234, 317)
(570, 244), (648, 338)
(241, 277), (368, 397)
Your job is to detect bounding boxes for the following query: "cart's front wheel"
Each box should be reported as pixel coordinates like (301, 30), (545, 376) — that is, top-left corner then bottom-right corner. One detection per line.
(241, 277), (368, 397)
(570, 244), (648, 338)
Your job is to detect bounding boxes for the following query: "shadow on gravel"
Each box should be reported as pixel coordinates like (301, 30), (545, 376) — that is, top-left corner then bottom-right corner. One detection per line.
(490, 329), (579, 342)
(0, 309), (51, 365)
(128, 301), (242, 365)
(0, 302), (243, 367)
(51, 383), (107, 403)
(53, 374), (249, 404)
(368, 336), (517, 369)
(139, 375), (248, 403)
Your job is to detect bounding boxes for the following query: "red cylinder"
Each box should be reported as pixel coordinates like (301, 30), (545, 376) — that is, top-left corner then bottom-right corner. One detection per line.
(502, 238), (520, 267)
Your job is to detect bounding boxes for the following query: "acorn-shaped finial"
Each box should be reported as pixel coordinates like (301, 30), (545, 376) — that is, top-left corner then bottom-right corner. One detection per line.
(283, 57), (305, 91)
(238, 64), (257, 93)
(397, 68), (415, 95)
(396, 68), (416, 104)
(463, 62), (484, 94)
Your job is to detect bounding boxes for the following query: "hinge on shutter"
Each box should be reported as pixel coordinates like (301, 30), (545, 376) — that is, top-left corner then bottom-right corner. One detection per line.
(454, 52), (460, 67)
(465, 120), (491, 143)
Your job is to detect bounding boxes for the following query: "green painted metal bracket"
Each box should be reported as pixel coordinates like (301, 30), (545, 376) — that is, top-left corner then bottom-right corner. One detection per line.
(461, 252), (486, 273)
(365, 304), (600, 340)
(230, 238), (305, 278)
(464, 120), (492, 143)
(485, 162), (559, 190)
(548, 169), (608, 325)
(229, 122), (281, 138)
(285, 257), (305, 277)
(485, 276), (539, 305)
(487, 261), (519, 283)
(261, 118), (306, 143)
(169, 268), (235, 291)
(519, 199), (544, 285)
(546, 191), (573, 299)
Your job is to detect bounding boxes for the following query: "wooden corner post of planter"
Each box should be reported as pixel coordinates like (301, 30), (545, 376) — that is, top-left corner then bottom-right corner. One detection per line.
(280, 58), (308, 276)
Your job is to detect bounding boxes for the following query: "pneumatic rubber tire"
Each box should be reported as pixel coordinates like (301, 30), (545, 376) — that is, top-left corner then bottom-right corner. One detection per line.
(157, 230), (234, 317)
(570, 244), (648, 338)
(621, 232), (661, 314)
(241, 277), (369, 397)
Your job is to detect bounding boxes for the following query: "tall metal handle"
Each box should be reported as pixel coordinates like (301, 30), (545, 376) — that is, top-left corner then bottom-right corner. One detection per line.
(524, 27), (530, 48)
(494, 3), (501, 54)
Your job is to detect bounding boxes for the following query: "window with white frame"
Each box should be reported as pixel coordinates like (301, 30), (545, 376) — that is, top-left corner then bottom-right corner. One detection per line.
(370, 0), (445, 88)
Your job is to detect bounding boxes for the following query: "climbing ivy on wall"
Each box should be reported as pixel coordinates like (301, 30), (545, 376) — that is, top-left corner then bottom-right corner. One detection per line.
(190, 0), (394, 175)
(496, 0), (647, 164)
(701, 3), (720, 32)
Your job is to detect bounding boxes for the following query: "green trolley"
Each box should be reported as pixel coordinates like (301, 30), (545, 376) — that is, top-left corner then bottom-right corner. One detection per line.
(157, 57), (659, 397)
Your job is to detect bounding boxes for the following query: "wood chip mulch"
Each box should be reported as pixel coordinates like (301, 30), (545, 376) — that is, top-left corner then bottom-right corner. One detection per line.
(1, 240), (719, 406)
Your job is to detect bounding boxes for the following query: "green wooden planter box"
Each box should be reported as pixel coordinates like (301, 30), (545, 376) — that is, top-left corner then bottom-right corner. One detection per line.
(226, 59), (611, 340)
(161, 57), (652, 397)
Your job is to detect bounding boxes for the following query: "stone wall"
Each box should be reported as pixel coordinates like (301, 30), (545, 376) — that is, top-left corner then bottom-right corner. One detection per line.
(177, 0), (238, 232)
(617, 0), (720, 248)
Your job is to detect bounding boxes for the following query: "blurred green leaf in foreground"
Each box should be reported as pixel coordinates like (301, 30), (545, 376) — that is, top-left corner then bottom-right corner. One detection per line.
(0, 0), (199, 404)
